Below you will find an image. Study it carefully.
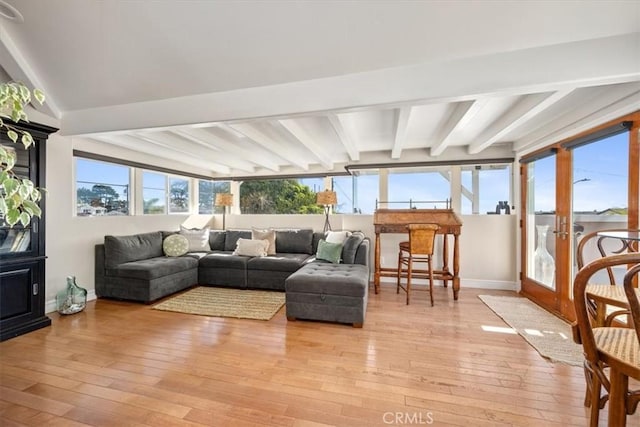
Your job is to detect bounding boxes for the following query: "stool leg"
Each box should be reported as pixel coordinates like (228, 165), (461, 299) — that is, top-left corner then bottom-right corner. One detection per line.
(428, 255), (434, 307)
(406, 257), (412, 305)
(397, 251), (402, 294)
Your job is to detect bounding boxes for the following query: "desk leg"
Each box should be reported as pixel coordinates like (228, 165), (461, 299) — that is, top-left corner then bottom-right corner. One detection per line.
(374, 232), (381, 294)
(453, 233), (460, 300)
(607, 367), (627, 427)
(442, 233), (449, 288)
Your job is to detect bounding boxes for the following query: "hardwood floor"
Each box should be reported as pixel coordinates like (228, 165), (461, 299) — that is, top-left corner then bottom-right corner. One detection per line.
(1, 285), (638, 426)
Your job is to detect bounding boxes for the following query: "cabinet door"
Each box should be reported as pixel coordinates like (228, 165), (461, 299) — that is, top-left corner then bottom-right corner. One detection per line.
(0, 259), (50, 341)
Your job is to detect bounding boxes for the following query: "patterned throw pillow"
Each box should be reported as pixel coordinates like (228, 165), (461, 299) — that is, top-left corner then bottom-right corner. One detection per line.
(163, 234), (190, 257)
(325, 230), (351, 245)
(316, 239), (342, 264)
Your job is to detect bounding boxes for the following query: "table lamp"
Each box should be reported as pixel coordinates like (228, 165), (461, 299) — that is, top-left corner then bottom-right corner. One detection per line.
(316, 190), (337, 232)
(214, 193), (233, 230)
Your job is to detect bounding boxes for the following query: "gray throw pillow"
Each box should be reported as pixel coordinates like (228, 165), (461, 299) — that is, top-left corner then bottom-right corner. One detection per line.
(316, 239), (342, 264)
(341, 231), (365, 264)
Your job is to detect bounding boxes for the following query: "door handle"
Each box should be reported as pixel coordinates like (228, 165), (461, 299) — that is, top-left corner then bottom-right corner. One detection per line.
(553, 216), (568, 240)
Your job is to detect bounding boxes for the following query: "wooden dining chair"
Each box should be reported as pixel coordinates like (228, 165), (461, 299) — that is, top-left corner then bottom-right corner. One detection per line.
(397, 223), (439, 306)
(573, 253), (640, 427)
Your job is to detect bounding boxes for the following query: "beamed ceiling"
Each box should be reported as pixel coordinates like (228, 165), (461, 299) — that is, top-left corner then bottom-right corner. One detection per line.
(1, 0), (639, 179)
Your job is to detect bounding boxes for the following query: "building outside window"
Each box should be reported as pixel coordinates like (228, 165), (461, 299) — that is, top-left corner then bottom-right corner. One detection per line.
(75, 158), (130, 216)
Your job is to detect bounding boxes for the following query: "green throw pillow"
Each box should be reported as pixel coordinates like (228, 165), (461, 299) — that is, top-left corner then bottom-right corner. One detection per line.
(163, 234), (189, 257)
(316, 239), (342, 264)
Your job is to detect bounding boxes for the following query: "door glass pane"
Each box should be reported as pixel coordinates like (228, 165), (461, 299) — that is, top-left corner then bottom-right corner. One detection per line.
(572, 131), (629, 282)
(526, 156), (556, 289)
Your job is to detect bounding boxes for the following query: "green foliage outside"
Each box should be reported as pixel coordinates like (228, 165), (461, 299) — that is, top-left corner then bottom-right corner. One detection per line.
(0, 82), (46, 227)
(240, 179), (323, 214)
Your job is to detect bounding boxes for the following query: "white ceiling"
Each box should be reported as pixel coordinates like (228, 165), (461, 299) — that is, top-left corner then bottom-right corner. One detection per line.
(1, 0), (639, 178)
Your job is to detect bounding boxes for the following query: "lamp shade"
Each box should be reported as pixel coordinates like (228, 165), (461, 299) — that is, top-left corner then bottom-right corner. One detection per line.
(316, 190), (337, 206)
(215, 193), (233, 207)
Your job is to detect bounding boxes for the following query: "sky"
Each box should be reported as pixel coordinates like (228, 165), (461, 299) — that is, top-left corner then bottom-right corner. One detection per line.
(76, 130), (629, 215)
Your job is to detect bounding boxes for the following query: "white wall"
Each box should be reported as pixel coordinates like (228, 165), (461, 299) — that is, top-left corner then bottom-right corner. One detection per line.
(45, 135), (518, 313)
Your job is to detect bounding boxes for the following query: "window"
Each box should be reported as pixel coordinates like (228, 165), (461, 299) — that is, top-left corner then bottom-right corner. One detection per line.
(169, 177), (189, 213)
(461, 164), (512, 214)
(142, 171), (166, 214)
(239, 178), (323, 214)
(351, 171), (379, 214)
(332, 176), (355, 214)
(76, 158), (130, 216)
(388, 168), (451, 209)
(198, 180), (230, 214)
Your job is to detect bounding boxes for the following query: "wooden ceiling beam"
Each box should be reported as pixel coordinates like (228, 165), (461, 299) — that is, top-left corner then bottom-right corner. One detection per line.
(391, 107), (412, 159)
(278, 119), (334, 169)
(327, 115), (359, 161)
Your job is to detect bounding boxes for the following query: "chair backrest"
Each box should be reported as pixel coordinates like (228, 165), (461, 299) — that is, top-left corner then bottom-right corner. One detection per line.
(576, 228), (640, 286)
(407, 223), (439, 255)
(573, 252), (640, 363)
(624, 263), (640, 343)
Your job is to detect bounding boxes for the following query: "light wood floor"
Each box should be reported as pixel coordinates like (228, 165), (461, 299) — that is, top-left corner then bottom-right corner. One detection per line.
(1, 284), (638, 427)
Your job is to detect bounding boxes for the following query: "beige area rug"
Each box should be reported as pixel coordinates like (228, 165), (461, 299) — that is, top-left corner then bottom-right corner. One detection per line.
(153, 287), (285, 320)
(478, 295), (584, 366)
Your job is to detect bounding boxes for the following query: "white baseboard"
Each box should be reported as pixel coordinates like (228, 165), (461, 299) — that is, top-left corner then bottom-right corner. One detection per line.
(379, 277), (516, 291)
(45, 290), (97, 315)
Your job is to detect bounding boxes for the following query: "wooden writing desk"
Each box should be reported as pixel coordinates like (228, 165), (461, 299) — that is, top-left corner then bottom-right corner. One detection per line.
(373, 208), (463, 300)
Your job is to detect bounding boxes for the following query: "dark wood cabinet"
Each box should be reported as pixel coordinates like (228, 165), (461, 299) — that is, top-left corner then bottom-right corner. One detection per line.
(0, 121), (57, 341)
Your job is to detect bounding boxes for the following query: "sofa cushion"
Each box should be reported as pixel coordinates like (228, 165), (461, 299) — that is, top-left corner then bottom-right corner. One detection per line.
(275, 229), (313, 254)
(110, 256), (198, 280)
(342, 231), (365, 264)
(104, 231), (163, 269)
(199, 252), (249, 269)
(285, 263), (369, 297)
(325, 230), (351, 245)
(208, 230), (226, 251)
(224, 230), (252, 251)
(247, 253), (313, 272)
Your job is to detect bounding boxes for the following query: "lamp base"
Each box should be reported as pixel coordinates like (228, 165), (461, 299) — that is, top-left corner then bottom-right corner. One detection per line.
(322, 205), (332, 233)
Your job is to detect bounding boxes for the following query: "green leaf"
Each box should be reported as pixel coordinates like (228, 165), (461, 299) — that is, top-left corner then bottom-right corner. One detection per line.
(5, 208), (19, 226)
(23, 200), (41, 217)
(34, 89), (45, 104)
(3, 177), (18, 196)
(0, 197), (6, 213)
(19, 211), (30, 227)
(19, 84), (30, 102)
(0, 145), (6, 158)
(18, 183), (30, 199)
(21, 132), (33, 148)
(7, 130), (18, 143)
(21, 178), (34, 194)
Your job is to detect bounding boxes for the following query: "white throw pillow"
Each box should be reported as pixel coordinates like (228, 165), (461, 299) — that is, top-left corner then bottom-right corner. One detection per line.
(251, 227), (276, 255)
(179, 226), (211, 252)
(325, 230), (351, 245)
(233, 238), (269, 257)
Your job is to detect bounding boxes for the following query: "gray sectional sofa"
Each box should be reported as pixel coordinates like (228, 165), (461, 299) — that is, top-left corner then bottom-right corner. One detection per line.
(95, 228), (370, 326)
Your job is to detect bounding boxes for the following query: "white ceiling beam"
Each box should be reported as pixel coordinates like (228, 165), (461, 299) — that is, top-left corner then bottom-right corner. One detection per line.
(515, 83), (640, 152)
(61, 34), (640, 136)
(278, 119), (334, 169)
(430, 100), (487, 156)
(91, 134), (227, 174)
(468, 89), (574, 154)
(175, 127), (281, 172)
(227, 123), (310, 171)
(391, 107), (412, 159)
(130, 132), (236, 174)
(327, 115), (359, 161)
(518, 89), (640, 155)
(0, 26), (60, 118)
(163, 129), (256, 173)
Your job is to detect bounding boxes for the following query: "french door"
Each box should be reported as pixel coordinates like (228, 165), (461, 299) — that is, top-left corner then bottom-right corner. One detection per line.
(520, 113), (639, 320)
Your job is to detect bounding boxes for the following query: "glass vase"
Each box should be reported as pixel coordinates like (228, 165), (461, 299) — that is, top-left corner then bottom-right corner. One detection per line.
(534, 225), (555, 287)
(56, 276), (87, 315)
